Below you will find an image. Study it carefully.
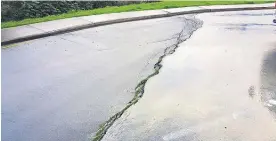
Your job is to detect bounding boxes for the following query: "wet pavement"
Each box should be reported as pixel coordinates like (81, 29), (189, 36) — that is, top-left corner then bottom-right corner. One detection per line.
(2, 15), (200, 141)
(102, 10), (276, 141)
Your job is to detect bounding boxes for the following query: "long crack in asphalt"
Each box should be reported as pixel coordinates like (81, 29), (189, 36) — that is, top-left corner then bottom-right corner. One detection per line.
(92, 15), (203, 141)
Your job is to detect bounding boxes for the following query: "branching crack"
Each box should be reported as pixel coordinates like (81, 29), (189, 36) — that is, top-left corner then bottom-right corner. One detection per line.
(92, 15), (203, 141)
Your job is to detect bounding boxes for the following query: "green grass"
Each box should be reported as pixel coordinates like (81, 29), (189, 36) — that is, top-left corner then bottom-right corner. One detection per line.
(1, 1), (273, 29)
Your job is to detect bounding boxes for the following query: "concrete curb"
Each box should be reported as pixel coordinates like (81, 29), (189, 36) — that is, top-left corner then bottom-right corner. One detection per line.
(1, 5), (275, 46)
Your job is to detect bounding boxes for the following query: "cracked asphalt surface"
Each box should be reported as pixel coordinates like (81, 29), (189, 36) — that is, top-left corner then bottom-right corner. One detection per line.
(2, 9), (276, 141)
(2, 15), (199, 141)
(102, 10), (276, 141)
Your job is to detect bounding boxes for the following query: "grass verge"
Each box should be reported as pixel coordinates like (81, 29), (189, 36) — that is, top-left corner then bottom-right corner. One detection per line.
(1, 1), (273, 29)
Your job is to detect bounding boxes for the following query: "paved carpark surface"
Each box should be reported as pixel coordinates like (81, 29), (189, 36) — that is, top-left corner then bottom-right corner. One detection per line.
(1, 15), (200, 141)
(102, 10), (276, 141)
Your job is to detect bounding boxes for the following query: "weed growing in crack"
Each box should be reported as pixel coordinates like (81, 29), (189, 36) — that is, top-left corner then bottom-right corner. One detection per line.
(92, 15), (203, 141)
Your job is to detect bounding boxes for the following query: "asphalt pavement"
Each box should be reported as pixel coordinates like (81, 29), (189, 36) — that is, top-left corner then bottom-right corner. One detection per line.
(102, 10), (276, 141)
(2, 15), (200, 141)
